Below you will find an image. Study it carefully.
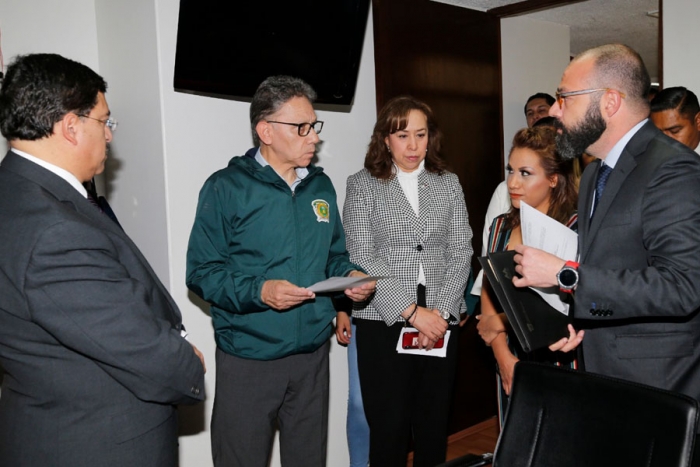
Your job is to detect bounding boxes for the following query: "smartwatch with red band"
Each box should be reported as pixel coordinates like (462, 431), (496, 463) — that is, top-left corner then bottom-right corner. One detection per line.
(557, 261), (579, 293)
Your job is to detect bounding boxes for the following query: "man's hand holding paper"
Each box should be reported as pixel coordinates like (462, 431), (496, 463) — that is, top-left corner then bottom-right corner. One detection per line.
(516, 202), (577, 314)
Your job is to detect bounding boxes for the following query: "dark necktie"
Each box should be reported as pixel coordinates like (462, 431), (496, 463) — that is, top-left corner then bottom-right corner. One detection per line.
(87, 192), (123, 228)
(87, 192), (104, 213)
(592, 163), (612, 218)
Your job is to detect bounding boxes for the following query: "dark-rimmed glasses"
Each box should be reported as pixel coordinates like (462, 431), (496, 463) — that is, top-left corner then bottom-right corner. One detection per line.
(266, 120), (323, 136)
(78, 114), (118, 132)
(555, 88), (626, 107)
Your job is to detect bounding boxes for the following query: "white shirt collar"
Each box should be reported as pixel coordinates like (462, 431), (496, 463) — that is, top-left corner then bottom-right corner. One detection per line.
(11, 148), (87, 197)
(603, 118), (648, 169)
(254, 148), (309, 190)
(394, 160), (425, 179)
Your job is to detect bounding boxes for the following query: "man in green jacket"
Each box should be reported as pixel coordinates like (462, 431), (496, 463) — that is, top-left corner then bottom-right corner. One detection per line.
(186, 75), (374, 467)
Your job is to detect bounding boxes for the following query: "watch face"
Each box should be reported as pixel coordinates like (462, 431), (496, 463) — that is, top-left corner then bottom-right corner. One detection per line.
(440, 310), (450, 320)
(559, 268), (578, 287)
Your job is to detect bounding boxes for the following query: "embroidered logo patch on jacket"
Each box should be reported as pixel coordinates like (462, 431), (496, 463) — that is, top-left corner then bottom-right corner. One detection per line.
(311, 199), (330, 223)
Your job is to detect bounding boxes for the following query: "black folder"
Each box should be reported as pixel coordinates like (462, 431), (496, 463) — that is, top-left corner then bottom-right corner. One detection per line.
(478, 250), (572, 352)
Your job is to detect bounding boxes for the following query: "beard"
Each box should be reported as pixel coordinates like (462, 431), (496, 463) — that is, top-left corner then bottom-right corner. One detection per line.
(554, 101), (607, 160)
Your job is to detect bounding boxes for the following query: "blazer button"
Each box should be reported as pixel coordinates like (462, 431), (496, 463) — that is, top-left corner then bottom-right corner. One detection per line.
(416, 245), (423, 251)
(191, 386), (200, 396)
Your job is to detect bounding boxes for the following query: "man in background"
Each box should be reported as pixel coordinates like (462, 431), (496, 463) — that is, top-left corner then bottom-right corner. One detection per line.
(524, 92), (556, 128)
(0, 53), (205, 467)
(650, 86), (700, 152)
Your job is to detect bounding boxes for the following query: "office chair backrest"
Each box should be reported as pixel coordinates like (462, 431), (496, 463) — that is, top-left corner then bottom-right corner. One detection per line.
(494, 362), (698, 467)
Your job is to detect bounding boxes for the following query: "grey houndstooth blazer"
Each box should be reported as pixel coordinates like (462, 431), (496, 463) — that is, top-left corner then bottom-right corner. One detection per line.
(343, 167), (473, 324)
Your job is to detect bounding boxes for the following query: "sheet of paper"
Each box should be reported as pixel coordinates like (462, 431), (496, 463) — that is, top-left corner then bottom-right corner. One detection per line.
(520, 202), (578, 315)
(396, 327), (450, 358)
(307, 276), (384, 293)
(520, 201), (578, 260)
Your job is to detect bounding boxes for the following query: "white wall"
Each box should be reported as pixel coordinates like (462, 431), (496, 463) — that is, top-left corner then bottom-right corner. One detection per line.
(500, 16), (570, 167)
(662, 0), (700, 93)
(0, 0), (98, 73)
(93, 0), (171, 283)
(0, 0), (100, 152)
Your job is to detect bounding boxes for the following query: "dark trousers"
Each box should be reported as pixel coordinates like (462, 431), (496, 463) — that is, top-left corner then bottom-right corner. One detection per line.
(355, 318), (459, 467)
(211, 342), (329, 467)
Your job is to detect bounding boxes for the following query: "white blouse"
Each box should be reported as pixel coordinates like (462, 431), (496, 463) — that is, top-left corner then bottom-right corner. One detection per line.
(395, 161), (426, 286)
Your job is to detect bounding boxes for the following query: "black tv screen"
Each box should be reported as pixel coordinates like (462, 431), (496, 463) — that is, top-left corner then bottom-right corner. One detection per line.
(174, 0), (371, 106)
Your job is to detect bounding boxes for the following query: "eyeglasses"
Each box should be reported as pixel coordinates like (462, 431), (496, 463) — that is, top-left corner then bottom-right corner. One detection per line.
(555, 88), (626, 107)
(78, 114), (118, 132)
(266, 120), (323, 136)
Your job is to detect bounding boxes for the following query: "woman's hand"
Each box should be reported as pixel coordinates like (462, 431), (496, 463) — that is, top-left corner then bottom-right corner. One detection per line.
(335, 311), (351, 345)
(411, 307), (448, 342)
(418, 331), (436, 350)
(549, 324), (584, 352)
(476, 313), (507, 346)
(496, 352), (519, 395)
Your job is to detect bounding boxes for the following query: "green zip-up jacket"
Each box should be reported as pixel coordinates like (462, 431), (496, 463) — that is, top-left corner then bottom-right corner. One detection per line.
(186, 149), (361, 360)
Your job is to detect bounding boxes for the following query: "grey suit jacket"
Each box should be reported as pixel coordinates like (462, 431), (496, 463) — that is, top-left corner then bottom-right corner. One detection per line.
(575, 121), (700, 404)
(0, 151), (205, 466)
(343, 168), (473, 324)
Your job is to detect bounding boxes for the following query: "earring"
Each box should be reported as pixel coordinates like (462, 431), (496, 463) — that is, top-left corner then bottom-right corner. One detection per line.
(387, 146), (391, 153)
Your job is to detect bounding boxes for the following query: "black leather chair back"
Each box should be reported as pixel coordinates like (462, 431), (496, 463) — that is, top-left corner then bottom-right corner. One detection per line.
(494, 362), (699, 467)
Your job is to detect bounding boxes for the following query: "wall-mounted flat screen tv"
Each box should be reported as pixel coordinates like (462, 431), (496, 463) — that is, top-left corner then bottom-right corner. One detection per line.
(174, 0), (371, 106)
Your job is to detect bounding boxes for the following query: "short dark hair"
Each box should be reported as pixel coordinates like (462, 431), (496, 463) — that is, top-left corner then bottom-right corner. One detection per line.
(0, 53), (107, 141)
(650, 86), (700, 120)
(249, 76), (317, 146)
(503, 126), (577, 230)
(533, 116), (557, 128)
(524, 93), (555, 115)
(364, 96), (446, 180)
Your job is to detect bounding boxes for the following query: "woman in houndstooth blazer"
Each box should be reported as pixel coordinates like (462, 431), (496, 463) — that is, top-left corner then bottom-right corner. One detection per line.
(343, 96), (473, 467)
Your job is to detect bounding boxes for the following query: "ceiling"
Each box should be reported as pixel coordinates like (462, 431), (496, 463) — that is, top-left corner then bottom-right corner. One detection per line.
(432, 0), (661, 82)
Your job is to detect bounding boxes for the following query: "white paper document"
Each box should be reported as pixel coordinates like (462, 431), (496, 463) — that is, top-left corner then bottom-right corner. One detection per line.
(520, 202), (578, 260)
(307, 276), (384, 293)
(396, 327), (450, 358)
(520, 202), (579, 315)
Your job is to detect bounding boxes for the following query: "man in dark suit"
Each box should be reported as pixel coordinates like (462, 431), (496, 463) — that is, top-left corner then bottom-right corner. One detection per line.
(513, 44), (700, 434)
(0, 53), (206, 466)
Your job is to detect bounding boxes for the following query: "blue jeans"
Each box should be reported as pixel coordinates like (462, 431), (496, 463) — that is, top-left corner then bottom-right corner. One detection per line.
(347, 323), (370, 467)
